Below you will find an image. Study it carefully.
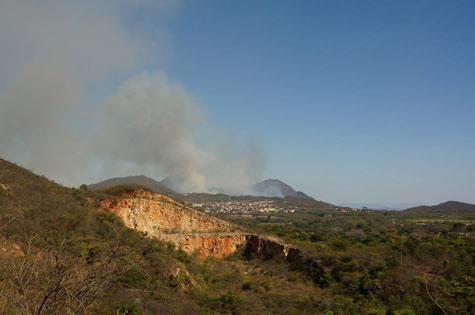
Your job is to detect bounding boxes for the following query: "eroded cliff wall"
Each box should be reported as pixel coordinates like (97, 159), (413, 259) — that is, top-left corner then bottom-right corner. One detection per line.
(102, 191), (236, 234)
(100, 190), (305, 262)
(160, 233), (248, 259)
(101, 190), (248, 258)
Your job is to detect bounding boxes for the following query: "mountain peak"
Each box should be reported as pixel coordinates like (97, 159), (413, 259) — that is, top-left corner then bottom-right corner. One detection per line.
(252, 179), (314, 200)
(88, 175), (176, 194)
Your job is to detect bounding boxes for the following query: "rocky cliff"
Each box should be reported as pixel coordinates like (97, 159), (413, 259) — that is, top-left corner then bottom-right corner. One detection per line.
(100, 190), (249, 258)
(159, 233), (248, 259)
(101, 191), (237, 234)
(100, 190), (306, 262)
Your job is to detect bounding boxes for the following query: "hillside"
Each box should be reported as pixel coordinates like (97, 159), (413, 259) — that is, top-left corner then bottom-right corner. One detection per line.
(88, 175), (176, 195)
(0, 158), (202, 313)
(0, 158), (325, 314)
(252, 179), (314, 200)
(404, 201), (475, 214)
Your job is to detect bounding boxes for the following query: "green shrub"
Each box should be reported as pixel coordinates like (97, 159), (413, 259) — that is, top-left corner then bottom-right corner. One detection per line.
(219, 293), (243, 307)
(119, 268), (148, 288)
(176, 248), (191, 264)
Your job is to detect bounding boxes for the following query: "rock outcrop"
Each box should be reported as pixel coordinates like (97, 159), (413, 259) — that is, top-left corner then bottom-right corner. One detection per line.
(160, 233), (248, 259)
(101, 191), (236, 234)
(244, 235), (290, 261)
(100, 190), (307, 263)
(101, 190), (248, 258)
(244, 236), (325, 283)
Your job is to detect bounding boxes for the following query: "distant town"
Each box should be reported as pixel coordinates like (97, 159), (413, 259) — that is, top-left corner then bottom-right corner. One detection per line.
(190, 199), (360, 215)
(192, 200), (297, 214)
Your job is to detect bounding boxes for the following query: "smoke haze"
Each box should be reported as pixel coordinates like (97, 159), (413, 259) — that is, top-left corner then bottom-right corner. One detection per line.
(0, 0), (265, 194)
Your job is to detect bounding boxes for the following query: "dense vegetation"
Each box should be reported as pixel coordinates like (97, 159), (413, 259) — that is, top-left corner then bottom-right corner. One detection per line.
(223, 208), (475, 314)
(1, 158), (473, 314)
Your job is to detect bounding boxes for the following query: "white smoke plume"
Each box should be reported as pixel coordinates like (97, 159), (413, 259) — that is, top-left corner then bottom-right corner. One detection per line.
(0, 0), (265, 194)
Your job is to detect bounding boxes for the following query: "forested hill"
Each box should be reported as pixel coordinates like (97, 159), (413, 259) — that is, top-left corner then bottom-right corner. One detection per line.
(88, 175), (176, 195)
(404, 201), (475, 214)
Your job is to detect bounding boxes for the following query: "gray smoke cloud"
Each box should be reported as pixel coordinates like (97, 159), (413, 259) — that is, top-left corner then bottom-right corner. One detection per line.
(0, 0), (265, 194)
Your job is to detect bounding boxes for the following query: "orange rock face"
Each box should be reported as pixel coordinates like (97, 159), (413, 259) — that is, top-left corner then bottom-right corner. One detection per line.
(100, 190), (300, 260)
(160, 233), (248, 259)
(100, 191), (249, 258)
(102, 193), (236, 234)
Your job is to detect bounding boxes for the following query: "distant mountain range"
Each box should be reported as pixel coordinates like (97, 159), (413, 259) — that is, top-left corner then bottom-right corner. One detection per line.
(339, 203), (418, 210)
(88, 175), (176, 195)
(404, 201), (475, 214)
(251, 179), (314, 200)
(88, 176), (474, 212)
(89, 176), (314, 200)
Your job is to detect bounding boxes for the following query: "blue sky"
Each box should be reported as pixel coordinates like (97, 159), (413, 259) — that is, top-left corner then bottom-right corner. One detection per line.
(1, 1), (474, 206)
(142, 1), (475, 205)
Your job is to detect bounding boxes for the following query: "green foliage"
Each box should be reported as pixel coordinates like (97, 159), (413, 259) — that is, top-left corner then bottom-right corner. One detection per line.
(114, 303), (143, 315)
(218, 293), (243, 306)
(175, 248), (191, 264)
(394, 308), (417, 315)
(330, 239), (350, 251)
(222, 194), (475, 314)
(119, 268), (148, 288)
(92, 302), (143, 315)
